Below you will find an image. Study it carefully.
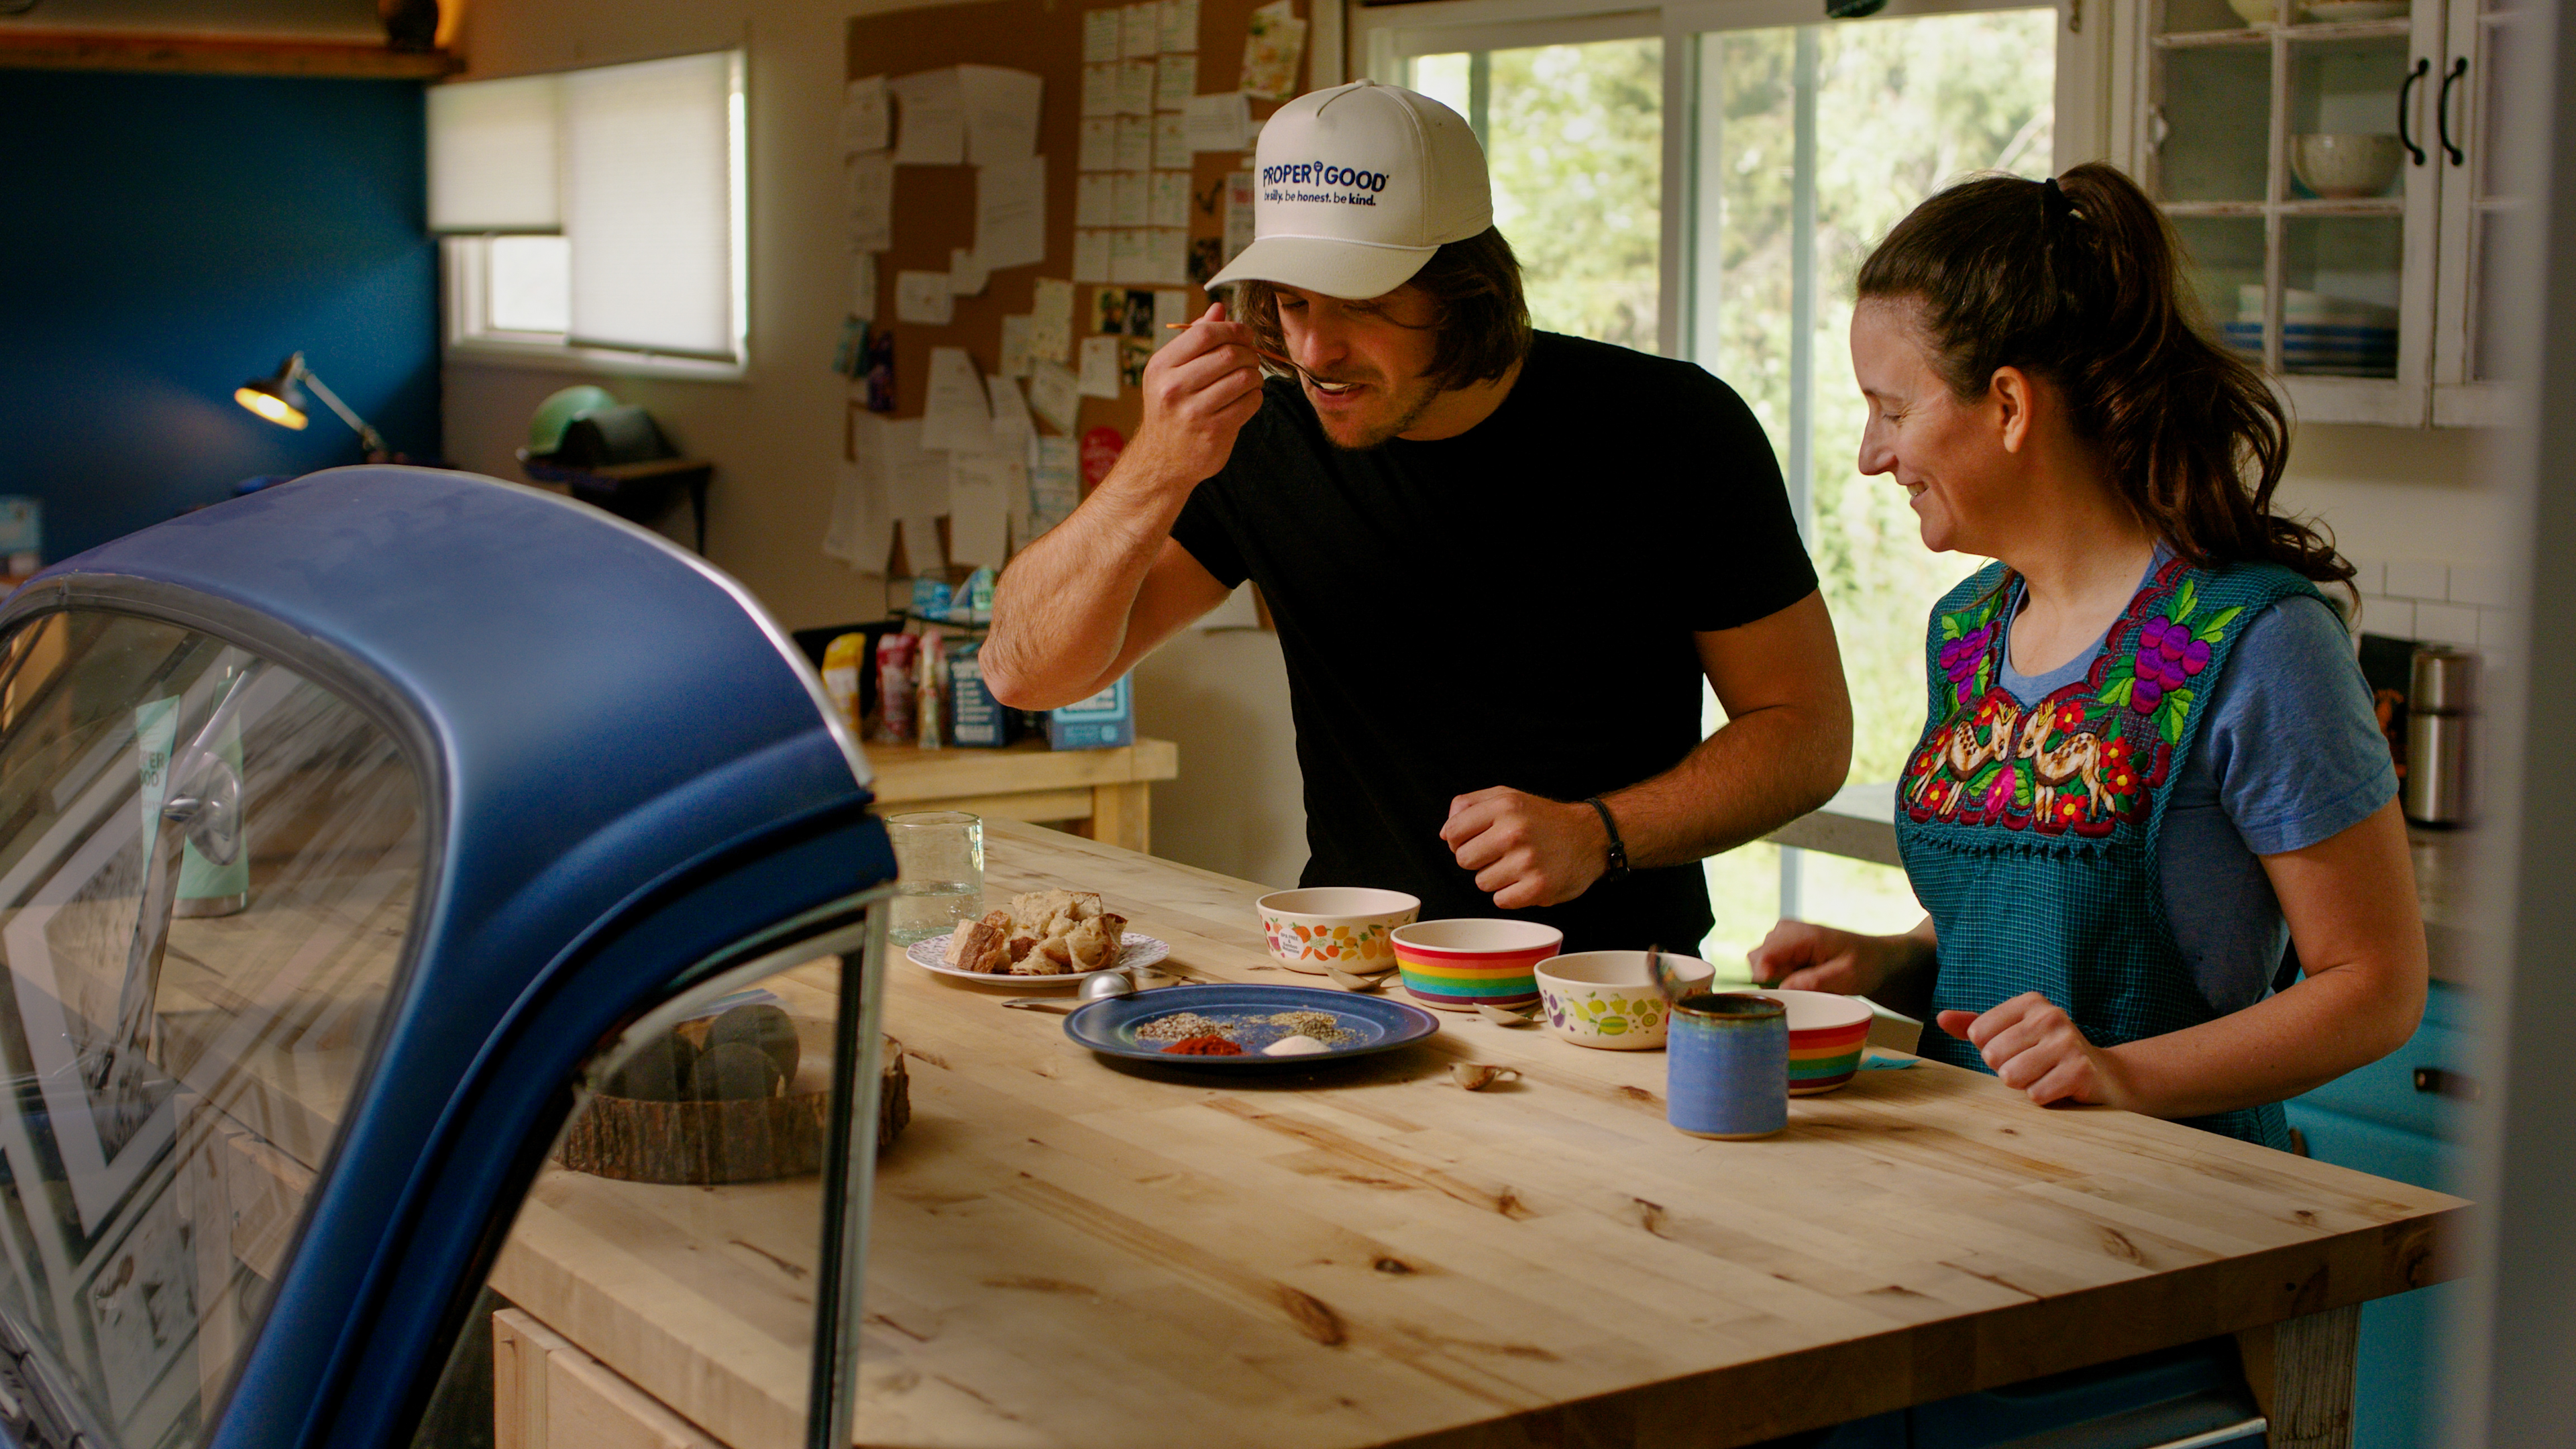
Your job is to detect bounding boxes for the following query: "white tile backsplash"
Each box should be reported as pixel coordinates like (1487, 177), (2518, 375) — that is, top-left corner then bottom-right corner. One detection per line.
(2383, 559), (2451, 602)
(2357, 595), (2416, 639)
(2346, 557), (2386, 596)
(2416, 602), (2481, 647)
(2447, 564), (2509, 608)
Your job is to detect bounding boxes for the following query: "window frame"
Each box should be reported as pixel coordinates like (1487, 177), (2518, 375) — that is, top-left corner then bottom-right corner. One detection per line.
(437, 48), (751, 381)
(1354, 0), (2104, 362)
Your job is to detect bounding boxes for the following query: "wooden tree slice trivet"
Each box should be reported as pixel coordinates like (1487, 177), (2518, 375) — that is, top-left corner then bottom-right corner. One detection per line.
(558, 1034), (910, 1185)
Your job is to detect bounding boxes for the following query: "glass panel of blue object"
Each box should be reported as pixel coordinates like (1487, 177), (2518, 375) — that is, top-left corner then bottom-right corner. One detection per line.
(0, 610), (425, 1446)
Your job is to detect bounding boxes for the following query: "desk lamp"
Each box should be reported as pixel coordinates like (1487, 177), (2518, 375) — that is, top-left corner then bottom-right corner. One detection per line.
(235, 353), (388, 456)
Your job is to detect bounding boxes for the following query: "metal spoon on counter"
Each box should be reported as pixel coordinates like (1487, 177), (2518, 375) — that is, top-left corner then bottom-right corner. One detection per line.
(1001, 968), (1146, 1014)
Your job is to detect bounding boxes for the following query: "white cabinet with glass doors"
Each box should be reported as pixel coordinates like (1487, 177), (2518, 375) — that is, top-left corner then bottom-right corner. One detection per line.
(2116, 0), (2524, 427)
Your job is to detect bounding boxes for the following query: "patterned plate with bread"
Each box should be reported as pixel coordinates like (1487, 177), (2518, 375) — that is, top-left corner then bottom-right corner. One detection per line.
(906, 888), (1170, 989)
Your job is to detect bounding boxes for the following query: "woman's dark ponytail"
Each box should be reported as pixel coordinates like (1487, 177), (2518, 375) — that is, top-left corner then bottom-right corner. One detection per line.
(1856, 161), (2353, 590)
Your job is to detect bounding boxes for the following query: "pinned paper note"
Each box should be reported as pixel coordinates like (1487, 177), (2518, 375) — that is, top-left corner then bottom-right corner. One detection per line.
(1159, 0), (1199, 52)
(1148, 229), (1187, 285)
(957, 64), (1042, 166)
(859, 415), (949, 517)
(1077, 335), (1123, 398)
(1152, 288), (1195, 341)
(989, 369), (1036, 449)
(1183, 92), (1249, 152)
(1110, 229), (1150, 285)
(1079, 117), (1118, 171)
(825, 455), (892, 571)
(1080, 62), (1118, 117)
(839, 75), (890, 155)
(1076, 174), (1114, 228)
(1121, 1), (1159, 58)
(1032, 277), (1075, 362)
(947, 453), (1019, 566)
(1154, 56), (1197, 111)
(1149, 171), (1189, 229)
(1152, 113), (1191, 169)
(1026, 358), (1081, 433)
(999, 315), (1036, 378)
(975, 154), (1049, 271)
(1117, 58), (1155, 116)
(898, 515), (948, 577)
(1240, 0), (1307, 101)
(847, 151), (893, 252)
(896, 270), (955, 325)
(891, 68), (967, 165)
(922, 347), (996, 453)
(1113, 173), (1149, 227)
(1116, 114), (1154, 171)
(947, 247), (990, 297)
(1083, 8), (1122, 64)
(1073, 229), (1112, 284)
(1029, 435), (1081, 535)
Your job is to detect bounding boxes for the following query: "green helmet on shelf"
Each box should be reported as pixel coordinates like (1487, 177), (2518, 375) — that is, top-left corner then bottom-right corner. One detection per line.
(527, 385), (619, 456)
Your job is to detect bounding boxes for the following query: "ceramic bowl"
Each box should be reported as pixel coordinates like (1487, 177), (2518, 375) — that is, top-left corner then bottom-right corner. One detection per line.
(1533, 951), (1718, 1050)
(1750, 989), (1876, 1094)
(1389, 919), (1562, 1011)
(2299, 0), (2410, 19)
(2292, 133), (2404, 198)
(1256, 888), (1419, 975)
(2224, 0), (2277, 25)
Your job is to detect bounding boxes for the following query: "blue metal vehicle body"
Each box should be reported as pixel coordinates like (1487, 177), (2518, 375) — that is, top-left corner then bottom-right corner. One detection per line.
(0, 468), (894, 1449)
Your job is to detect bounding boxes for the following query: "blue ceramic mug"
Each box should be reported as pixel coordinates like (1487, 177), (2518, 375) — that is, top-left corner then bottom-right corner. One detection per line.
(1666, 993), (1788, 1139)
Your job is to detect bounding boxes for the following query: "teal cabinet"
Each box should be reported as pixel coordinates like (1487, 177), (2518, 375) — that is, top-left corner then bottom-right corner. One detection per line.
(2283, 980), (2471, 1449)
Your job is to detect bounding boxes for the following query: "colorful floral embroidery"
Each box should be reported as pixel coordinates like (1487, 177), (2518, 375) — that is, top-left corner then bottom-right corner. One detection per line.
(1904, 559), (2239, 837)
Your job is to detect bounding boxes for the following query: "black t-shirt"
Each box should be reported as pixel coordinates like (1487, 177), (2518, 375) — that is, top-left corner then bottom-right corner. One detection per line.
(1169, 331), (1816, 952)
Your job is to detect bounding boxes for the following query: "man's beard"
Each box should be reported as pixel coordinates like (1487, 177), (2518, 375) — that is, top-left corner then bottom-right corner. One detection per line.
(1316, 377), (1438, 451)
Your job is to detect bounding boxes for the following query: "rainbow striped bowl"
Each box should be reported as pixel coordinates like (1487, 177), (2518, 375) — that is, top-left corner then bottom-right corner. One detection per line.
(1389, 919), (1562, 1011)
(1752, 988), (1874, 1094)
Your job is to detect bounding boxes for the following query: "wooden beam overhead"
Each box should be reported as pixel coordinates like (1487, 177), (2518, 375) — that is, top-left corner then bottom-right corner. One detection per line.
(0, 29), (460, 78)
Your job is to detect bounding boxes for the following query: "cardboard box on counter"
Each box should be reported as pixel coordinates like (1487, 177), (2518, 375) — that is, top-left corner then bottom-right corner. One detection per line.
(1046, 678), (1132, 750)
(946, 639), (1018, 748)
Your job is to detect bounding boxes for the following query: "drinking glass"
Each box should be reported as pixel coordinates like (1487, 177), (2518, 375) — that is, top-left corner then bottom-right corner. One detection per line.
(885, 811), (984, 945)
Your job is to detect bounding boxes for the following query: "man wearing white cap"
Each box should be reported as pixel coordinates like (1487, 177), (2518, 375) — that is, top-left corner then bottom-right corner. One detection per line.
(984, 81), (1849, 953)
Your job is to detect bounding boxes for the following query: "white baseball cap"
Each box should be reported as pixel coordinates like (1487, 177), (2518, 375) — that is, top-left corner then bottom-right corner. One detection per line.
(1205, 80), (1493, 301)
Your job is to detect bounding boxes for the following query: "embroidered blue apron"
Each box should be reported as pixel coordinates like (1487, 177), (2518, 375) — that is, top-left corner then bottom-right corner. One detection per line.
(1893, 555), (2320, 1149)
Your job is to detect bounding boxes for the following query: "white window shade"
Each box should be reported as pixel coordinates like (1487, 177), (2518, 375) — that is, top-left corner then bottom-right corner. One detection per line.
(564, 51), (744, 360)
(427, 74), (561, 233)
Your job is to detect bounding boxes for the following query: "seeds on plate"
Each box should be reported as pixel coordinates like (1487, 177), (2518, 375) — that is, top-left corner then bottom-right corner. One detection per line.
(1135, 1012), (1236, 1042)
(1263, 1010), (1355, 1043)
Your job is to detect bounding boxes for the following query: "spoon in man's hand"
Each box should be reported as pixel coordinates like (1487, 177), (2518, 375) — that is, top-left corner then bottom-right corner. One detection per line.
(1161, 321), (1335, 388)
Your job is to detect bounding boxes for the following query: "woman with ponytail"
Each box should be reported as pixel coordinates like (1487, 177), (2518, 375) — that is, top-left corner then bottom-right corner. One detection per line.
(1751, 163), (2424, 1148)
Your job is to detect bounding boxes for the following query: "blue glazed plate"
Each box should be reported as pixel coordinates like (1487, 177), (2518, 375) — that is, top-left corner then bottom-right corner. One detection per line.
(1065, 983), (1440, 1066)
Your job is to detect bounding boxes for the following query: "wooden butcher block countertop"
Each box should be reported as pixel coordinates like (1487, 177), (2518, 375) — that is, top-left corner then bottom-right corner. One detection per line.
(492, 819), (2464, 1449)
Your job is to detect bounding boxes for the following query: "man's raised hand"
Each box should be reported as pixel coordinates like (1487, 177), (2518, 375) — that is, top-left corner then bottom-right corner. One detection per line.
(1124, 302), (1267, 489)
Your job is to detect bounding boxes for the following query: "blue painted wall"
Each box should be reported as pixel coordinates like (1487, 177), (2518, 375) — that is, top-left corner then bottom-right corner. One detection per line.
(1, 70), (438, 563)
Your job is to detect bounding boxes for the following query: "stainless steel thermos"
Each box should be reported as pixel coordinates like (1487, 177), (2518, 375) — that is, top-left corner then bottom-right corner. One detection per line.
(2404, 647), (2477, 828)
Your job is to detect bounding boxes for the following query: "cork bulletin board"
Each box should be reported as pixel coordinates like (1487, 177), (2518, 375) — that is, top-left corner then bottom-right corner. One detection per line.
(841, 0), (1312, 581)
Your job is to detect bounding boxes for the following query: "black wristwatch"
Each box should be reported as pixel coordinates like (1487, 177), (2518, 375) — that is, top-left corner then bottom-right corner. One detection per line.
(1582, 796), (1631, 884)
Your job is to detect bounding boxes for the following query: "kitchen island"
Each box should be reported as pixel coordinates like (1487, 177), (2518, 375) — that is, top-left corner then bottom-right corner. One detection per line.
(487, 819), (2462, 1449)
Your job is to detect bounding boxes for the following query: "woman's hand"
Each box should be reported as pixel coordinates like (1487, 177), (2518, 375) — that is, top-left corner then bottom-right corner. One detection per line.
(1750, 920), (1921, 1000)
(1937, 993), (2134, 1109)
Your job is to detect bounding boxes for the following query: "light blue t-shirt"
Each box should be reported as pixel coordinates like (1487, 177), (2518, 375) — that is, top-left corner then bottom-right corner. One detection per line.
(1996, 553), (2396, 1015)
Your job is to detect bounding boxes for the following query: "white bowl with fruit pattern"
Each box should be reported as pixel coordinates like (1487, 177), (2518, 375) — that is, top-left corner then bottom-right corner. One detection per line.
(1535, 951), (1718, 1050)
(1256, 888), (1419, 975)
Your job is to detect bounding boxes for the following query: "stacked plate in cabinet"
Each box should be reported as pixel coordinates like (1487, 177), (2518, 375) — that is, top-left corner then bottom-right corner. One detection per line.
(2225, 286), (2399, 378)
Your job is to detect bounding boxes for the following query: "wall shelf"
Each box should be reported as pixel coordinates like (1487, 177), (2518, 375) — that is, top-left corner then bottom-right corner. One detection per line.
(0, 29), (460, 78)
